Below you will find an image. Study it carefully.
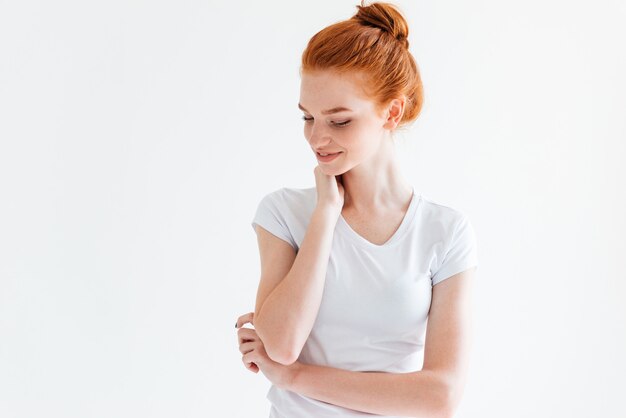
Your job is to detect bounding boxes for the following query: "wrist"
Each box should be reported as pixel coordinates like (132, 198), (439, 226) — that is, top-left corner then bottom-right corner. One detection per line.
(313, 205), (341, 221)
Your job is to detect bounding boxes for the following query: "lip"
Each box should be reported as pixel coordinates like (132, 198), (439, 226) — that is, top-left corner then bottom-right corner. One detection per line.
(316, 151), (342, 163)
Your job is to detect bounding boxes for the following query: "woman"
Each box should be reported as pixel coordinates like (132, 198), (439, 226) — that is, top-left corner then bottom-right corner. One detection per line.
(236, 2), (479, 417)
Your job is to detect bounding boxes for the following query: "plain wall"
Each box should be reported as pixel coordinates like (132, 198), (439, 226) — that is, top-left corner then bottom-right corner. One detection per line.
(0, 0), (624, 417)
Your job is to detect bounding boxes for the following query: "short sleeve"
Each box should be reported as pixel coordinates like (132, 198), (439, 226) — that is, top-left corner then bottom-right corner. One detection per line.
(251, 191), (298, 250)
(431, 214), (479, 286)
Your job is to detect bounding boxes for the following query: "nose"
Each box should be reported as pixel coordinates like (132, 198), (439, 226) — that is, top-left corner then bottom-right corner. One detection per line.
(306, 121), (332, 150)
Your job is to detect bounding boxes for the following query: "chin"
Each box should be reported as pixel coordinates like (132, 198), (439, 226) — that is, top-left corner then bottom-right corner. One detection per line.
(322, 167), (350, 176)
(319, 164), (350, 176)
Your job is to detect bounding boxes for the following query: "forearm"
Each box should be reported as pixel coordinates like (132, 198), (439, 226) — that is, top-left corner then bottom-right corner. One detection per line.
(255, 208), (337, 364)
(287, 363), (450, 418)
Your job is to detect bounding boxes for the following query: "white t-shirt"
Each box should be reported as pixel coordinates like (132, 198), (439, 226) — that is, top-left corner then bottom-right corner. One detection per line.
(251, 186), (479, 418)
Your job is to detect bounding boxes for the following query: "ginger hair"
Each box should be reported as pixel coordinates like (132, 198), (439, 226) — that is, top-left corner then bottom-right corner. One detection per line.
(300, 1), (424, 128)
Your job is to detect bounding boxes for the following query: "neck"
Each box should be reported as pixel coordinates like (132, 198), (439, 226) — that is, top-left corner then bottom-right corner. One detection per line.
(341, 138), (413, 214)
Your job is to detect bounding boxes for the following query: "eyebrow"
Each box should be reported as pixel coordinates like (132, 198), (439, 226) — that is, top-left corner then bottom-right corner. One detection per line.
(298, 103), (353, 115)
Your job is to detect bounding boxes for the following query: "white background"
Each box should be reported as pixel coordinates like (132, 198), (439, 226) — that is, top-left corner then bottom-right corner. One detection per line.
(1, 0), (625, 417)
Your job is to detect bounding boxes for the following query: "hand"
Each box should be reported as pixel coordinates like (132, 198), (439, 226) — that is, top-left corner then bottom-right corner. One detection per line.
(313, 165), (344, 214)
(236, 312), (301, 390)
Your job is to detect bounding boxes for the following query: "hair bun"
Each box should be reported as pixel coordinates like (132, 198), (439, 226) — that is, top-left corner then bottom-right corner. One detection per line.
(353, 1), (409, 48)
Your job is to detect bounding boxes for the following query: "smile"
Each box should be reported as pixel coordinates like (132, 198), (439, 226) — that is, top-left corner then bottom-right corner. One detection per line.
(316, 151), (342, 162)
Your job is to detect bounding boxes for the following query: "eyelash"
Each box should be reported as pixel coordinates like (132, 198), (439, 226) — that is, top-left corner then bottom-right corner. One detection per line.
(302, 116), (351, 127)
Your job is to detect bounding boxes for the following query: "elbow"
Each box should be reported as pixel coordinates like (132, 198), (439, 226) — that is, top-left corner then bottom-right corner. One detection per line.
(426, 394), (452, 418)
(438, 405), (454, 418)
(253, 314), (302, 365)
(265, 342), (300, 365)
(256, 327), (300, 365)
(268, 350), (299, 366)
(435, 411), (451, 418)
(438, 383), (463, 418)
(418, 373), (458, 418)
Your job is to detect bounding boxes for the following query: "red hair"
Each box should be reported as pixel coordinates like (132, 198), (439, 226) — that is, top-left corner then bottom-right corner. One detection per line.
(300, 1), (424, 128)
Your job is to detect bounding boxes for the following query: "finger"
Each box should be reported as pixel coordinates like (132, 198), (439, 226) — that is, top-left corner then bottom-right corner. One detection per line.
(239, 345), (260, 373)
(239, 341), (257, 355)
(242, 350), (260, 370)
(243, 358), (259, 373)
(241, 357), (259, 372)
(237, 327), (258, 345)
(235, 312), (254, 329)
(242, 356), (256, 371)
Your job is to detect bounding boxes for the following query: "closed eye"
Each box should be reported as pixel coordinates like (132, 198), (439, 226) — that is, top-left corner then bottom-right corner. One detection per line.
(301, 116), (351, 127)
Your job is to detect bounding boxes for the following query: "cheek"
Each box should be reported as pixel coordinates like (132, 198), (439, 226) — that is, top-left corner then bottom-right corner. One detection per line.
(341, 126), (368, 146)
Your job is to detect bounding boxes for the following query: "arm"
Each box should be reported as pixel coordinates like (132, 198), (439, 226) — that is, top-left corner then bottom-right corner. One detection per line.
(286, 267), (477, 418)
(254, 207), (337, 365)
(288, 364), (449, 418)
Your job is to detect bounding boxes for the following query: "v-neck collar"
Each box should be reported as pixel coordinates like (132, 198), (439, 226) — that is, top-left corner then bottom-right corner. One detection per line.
(337, 188), (421, 249)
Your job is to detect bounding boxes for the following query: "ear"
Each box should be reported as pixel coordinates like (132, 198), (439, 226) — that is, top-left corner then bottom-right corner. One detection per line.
(382, 97), (405, 130)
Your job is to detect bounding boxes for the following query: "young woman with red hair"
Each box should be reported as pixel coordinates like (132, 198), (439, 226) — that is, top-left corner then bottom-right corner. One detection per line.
(236, 2), (479, 417)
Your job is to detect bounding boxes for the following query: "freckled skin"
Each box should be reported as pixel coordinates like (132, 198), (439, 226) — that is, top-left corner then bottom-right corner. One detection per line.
(299, 70), (397, 178)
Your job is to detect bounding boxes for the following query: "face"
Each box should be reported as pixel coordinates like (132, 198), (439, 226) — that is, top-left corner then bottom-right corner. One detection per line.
(299, 70), (400, 176)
